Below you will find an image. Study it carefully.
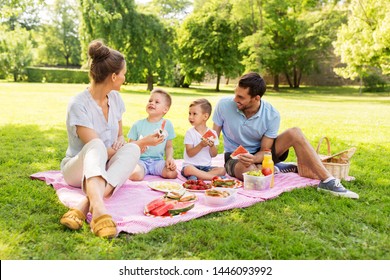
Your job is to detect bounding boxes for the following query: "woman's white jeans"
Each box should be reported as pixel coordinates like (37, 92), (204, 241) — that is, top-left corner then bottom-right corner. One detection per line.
(61, 138), (140, 193)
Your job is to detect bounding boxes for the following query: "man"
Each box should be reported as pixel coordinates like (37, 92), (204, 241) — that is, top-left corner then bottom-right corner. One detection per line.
(212, 72), (359, 199)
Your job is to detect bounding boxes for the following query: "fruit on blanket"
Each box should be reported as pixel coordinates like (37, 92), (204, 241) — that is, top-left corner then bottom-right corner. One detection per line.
(261, 168), (272, 176)
(230, 145), (249, 158)
(168, 201), (195, 216)
(145, 198), (165, 213)
(150, 202), (175, 216)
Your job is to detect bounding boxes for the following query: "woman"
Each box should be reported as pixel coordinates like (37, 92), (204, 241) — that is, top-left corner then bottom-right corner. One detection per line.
(60, 40), (163, 238)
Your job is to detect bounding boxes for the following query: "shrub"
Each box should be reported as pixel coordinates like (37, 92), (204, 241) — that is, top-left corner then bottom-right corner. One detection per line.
(26, 67), (89, 83)
(363, 72), (387, 92)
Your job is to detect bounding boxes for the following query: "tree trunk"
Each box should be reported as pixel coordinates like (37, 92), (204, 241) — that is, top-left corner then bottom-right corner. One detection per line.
(293, 66), (299, 88)
(273, 74), (279, 91)
(147, 74), (154, 91)
(285, 73), (293, 87)
(257, 0), (263, 30)
(225, 78), (229, 85)
(215, 74), (221, 92)
(297, 70), (302, 88)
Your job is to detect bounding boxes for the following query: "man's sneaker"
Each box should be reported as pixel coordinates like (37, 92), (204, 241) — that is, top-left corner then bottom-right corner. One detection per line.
(274, 162), (298, 173)
(317, 179), (359, 199)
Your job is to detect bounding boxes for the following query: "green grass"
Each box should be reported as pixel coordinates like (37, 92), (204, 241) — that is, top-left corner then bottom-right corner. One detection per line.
(0, 82), (389, 260)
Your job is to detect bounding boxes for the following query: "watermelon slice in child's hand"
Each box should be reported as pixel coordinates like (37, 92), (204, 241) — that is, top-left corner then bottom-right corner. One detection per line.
(230, 145), (249, 159)
(201, 130), (216, 141)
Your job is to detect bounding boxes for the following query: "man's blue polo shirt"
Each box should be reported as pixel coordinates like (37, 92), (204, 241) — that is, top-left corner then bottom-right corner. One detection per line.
(212, 96), (280, 153)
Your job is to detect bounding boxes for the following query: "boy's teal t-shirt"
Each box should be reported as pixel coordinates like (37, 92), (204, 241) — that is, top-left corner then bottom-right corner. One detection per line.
(127, 118), (175, 160)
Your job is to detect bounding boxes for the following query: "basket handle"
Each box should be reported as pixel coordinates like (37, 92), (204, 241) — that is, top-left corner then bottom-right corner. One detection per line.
(315, 136), (331, 156)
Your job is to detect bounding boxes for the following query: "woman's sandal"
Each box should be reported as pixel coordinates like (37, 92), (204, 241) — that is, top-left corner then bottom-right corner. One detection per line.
(90, 214), (117, 238)
(60, 208), (86, 230)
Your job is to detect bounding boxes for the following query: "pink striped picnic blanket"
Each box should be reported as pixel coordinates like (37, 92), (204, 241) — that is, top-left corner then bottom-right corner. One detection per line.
(30, 155), (321, 235)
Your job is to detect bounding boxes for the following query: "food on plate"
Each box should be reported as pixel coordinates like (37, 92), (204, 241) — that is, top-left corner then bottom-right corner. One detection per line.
(145, 198), (166, 213)
(230, 145), (249, 159)
(201, 130), (216, 142)
(149, 201), (175, 216)
(148, 181), (183, 192)
(211, 176), (242, 188)
(205, 189), (230, 198)
(168, 201), (195, 216)
(261, 167), (273, 176)
(246, 170), (264, 176)
(144, 197), (195, 217)
(182, 179), (212, 191)
(165, 190), (196, 202)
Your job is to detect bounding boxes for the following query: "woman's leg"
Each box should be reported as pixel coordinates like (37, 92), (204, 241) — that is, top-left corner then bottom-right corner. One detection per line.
(104, 143), (141, 197)
(61, 139), (109, 224)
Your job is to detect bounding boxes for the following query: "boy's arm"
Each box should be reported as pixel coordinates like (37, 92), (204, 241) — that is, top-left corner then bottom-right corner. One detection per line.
(185, 140), (208, 158)
(208, 141), (218, 157)
(165, 139), (174, 161)
(165, 139), (176, 170)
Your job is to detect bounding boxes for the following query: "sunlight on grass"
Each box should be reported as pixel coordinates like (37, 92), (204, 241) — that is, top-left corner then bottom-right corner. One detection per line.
(1, 82), (390, 260)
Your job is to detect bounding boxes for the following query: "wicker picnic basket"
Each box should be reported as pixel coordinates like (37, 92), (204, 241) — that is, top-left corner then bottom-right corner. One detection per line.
(297, 136), (356, 180)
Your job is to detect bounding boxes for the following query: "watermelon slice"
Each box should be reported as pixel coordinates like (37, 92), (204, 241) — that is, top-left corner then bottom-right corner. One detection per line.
(230, 145), (249, 159)
(168, 201), (195, 216)
(149, 202), (175, 216)
(201, 129), (216, 141)
(145, 198), (165, 212)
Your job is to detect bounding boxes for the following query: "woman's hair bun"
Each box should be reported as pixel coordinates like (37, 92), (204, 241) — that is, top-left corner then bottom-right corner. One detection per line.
(88, 40), (110, 61)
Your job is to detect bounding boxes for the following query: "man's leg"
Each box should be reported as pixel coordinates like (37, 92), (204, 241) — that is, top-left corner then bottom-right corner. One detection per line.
(274, 127), (329, 180)
(275, 127), (358, 199)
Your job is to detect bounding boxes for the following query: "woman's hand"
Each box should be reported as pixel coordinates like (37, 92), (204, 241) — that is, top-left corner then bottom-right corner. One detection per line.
(112, 135), (125, 151)
(133, 132), (164, 151)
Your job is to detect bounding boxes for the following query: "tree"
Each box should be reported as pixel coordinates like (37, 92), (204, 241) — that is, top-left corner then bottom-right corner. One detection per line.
(79, 0), (174, 90)
(36, 0), (81, 66)
(128, 13), (175, 90)
(0, 0), (45, 31)
(238, 0), (346, 89)
(0, 26), (33, 81)
(178, 0), (244, 91)
(333, 0), (390, 91)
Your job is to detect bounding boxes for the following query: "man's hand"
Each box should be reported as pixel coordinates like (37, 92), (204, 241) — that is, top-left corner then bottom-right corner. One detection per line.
(237, 153), (255, 168)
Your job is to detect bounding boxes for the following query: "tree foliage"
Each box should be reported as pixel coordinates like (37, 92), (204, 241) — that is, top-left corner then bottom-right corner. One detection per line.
(79, 0), (174, 90)
(333, 0), (390, 83)
(178, 0), (244, 91)
(38, 0), (81, 66)
(238, 0), (346, 89)
(0, 25), (33, 81)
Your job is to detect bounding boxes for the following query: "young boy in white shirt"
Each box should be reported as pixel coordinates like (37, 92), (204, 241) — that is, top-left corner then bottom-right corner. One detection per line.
(181, 99), (226, 180)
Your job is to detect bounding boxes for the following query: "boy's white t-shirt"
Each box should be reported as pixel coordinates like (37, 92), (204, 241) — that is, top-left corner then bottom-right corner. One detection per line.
(183, 127), (219, 167)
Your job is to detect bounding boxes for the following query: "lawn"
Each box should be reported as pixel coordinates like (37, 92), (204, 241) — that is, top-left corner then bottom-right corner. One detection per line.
(0, 81), (389, 260)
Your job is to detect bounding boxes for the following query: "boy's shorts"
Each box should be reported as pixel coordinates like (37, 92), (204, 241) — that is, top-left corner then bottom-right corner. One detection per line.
(181, 165), (213, 179)
(139, 158), (166, 176)
(224, 140), (289, 177)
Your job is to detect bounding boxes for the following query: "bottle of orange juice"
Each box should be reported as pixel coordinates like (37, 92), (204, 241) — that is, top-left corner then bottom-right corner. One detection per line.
(262, 150), (274, 188)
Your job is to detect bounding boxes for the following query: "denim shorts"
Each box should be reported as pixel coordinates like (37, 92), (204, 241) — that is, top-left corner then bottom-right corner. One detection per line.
(139, 158), (166, 176)
(181, 165), (213, 179)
